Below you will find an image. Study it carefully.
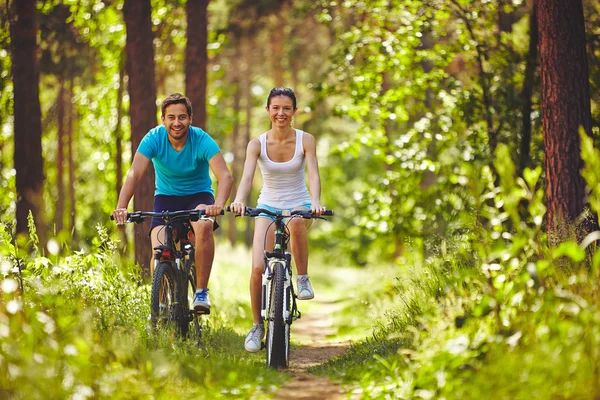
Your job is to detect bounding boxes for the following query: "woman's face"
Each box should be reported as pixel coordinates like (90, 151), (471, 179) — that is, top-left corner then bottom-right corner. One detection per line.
(267, 95), (296, 128)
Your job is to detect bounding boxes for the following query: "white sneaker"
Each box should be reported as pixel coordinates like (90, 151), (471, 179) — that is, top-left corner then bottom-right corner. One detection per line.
(245, 324), (265, 352)
(193, 288), (211, 313)
(297, 275), (314, 300)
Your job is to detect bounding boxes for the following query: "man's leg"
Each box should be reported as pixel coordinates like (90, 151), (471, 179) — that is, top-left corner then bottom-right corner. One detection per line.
(149, 225), (166, 277)
(191, 218), (215, 289)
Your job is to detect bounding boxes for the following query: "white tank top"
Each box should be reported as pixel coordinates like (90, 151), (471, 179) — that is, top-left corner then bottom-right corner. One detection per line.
(256, 129), (312, 208)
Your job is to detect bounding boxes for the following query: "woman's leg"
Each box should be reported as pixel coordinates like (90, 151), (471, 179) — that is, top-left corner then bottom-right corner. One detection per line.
(251, 218), (275, 324)
(288, 209), (313, 275)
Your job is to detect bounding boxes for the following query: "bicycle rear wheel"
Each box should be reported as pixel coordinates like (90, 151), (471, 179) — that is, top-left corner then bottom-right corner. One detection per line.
(151, 262), (179, 332)
(265, 260), (290, 368)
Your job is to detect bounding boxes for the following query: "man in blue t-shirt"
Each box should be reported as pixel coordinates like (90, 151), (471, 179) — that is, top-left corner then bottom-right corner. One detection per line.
(112, 93), (233, 313)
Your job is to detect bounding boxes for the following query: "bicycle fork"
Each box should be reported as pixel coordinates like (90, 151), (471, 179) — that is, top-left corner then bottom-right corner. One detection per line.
(261, 253), (300, 324)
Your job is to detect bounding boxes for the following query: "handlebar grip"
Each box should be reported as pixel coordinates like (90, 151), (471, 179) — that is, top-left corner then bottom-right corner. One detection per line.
(322, 210), (334, 216)
(110, 215), (114, 221)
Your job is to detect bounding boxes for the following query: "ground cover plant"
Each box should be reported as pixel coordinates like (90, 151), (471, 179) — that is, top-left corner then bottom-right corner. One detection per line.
(0, 223), (287, 399)
(317, 138), (600, 399)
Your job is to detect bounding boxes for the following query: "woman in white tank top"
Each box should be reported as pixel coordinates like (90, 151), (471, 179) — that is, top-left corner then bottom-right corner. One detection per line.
(230, 87), (327, 353)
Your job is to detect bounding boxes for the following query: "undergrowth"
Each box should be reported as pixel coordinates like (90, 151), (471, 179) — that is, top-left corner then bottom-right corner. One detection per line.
(317, 139), (600, 399)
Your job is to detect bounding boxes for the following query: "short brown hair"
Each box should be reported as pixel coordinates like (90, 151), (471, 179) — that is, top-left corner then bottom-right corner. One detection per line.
(161, 93), (193, 117)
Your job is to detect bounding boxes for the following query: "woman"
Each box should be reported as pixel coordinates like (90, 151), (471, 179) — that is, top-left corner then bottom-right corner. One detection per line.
(230, 87), (326, 352)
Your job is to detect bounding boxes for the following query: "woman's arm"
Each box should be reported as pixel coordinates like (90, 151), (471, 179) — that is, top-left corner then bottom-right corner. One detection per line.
(303, 133), (325, 215)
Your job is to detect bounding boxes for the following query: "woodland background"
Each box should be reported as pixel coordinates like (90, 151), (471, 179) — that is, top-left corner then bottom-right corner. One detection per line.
(2, 0), (600, 398)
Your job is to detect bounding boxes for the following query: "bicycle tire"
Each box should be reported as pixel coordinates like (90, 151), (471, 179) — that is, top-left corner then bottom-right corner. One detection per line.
(266, 260), (289, 368)
(185, 259), (202, 342)
(150, 262), (179, 331)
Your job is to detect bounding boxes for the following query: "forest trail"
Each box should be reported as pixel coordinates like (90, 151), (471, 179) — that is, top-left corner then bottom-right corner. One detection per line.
(273, 297), (351, 400)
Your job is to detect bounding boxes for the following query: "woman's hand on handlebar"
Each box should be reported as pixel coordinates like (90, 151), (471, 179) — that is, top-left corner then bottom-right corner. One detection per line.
(310, 201), (326, 217)
(112, 208), (128, 225)
(229, 200), (246, 216)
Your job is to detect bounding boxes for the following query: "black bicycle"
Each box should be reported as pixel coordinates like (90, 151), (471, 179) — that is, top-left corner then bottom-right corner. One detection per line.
(112, 209), (218, 341)
(227, 206), (333, 368)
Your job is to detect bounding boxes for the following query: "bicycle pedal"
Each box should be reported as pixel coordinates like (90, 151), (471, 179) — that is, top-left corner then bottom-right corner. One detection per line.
(195, 309), (211, 315)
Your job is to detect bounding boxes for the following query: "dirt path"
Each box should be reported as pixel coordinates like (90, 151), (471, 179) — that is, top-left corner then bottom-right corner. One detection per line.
(273, 299), (351, 400)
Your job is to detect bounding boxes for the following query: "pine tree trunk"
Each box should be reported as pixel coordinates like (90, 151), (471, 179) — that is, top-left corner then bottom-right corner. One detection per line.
(56, 74), (66, 234)
(519, 1), (538, 175)
(10, 0), (44, 239)
(124, 0), (157, 273)
(67, 79), (76, 237)
(537, 0), (598, 243)
(185, 0), (208, 129)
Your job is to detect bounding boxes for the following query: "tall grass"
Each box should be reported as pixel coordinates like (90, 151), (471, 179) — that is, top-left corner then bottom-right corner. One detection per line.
(317, 142), (600, 399)
(0, 223), (286, 399)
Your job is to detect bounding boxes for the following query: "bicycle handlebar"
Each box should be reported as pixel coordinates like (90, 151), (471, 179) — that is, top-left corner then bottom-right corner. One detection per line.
(110, 209), (224, 224)
(225, 206), (333, 219)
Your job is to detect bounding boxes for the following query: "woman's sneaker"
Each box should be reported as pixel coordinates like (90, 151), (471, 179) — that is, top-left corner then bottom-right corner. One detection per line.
(193, 288), (211, 313)
(245, 324), (265, 352)
(297, 275), (314, 300)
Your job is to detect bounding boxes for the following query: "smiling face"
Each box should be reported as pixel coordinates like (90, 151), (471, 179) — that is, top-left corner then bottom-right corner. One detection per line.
(266, 95), (296, 128)
(161, 103), (192, 141)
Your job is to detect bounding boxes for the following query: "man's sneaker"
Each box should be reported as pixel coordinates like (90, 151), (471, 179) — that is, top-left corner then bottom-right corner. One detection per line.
(193, 288), (210, 313)
(245, 324), (265, 352)
(297, 275), (314, 300)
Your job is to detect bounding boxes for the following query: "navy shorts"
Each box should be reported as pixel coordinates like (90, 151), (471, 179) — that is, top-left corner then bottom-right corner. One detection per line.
(151, 192), (218, 232)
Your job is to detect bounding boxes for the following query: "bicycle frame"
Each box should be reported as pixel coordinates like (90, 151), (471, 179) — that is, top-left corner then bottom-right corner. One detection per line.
(226, 206), (333, 368)
(112, 209), (217, 340)
(261, 211), (297, 325)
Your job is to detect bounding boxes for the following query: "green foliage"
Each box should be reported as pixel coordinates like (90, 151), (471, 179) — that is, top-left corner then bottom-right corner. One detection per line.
(319, 145), (600, 398)
(0, 226), (286, 398)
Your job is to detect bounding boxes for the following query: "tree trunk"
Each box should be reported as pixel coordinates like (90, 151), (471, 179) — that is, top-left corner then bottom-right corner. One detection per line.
(243, 33), (254, 247)
(124, 0), (158, 273)
(185, 0), (208, 129)
(537, 0), (598, 243)
(56, 74), (66, 234)
(518, 1), (538, 175)
(10, 0), (44, 239)
(67, 79), (76, 236)
(271, 9), (285, 86)
(115, 64), (128, 252)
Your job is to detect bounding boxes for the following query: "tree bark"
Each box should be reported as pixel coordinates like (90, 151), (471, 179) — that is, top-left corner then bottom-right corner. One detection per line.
(185, 0), (208, 130)
(67, 79), (76, 236)
(10, 0), (44, 239)
(518, 1), (538, 175)
(124, 0), (157, 273)
(537, 0), (598, 242)
(56, 74), (66, 234)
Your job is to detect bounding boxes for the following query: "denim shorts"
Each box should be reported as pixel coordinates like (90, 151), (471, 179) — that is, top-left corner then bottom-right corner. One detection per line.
(151, 192), (217, 231)
(257, 203), (311, 221)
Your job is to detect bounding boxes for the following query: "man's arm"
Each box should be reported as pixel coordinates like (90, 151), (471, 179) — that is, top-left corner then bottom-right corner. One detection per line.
(206, 152), (233, 216)
(112, 152), (151, 224)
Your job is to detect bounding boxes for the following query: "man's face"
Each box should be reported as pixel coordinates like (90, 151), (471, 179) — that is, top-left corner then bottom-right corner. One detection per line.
(162, 103), (192, 141)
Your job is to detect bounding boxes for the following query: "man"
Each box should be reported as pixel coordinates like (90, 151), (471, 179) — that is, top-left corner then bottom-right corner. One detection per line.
(112, 93), (232, 312)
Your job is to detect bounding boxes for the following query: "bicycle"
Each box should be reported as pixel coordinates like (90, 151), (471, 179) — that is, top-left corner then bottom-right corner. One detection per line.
(227, 206), (334, 368)
(112, 209), (219, 342)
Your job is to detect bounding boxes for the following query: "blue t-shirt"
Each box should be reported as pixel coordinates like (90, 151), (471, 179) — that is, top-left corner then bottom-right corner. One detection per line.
(137, 125), (220, 196)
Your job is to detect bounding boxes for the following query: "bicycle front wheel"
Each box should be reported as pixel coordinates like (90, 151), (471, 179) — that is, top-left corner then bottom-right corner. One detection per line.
(265, 260), (290, 368)
(185, 259), (202, 342)
(150, 262), (178, 331)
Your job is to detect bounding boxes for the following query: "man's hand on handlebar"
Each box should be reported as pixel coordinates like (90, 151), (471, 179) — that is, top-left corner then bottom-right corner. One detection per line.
(204, 204), (224, 217)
